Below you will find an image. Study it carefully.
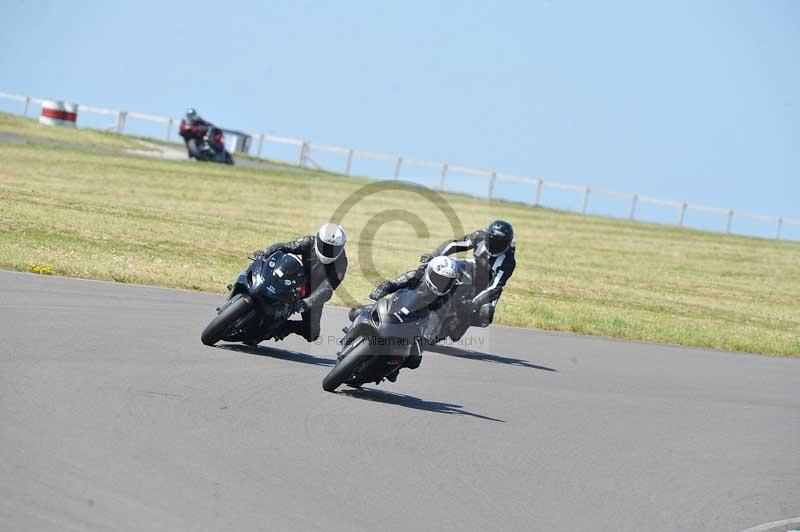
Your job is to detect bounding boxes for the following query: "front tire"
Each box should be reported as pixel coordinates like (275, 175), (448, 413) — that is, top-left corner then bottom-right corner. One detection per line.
(201, 295), (253, 346)
(186, 138), (203, 160)
(322, 338), (372, 392)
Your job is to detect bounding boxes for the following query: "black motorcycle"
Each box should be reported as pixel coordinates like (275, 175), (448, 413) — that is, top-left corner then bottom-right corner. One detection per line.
(179, 120), (234, 165)
(322, 289), (434, 392)
(201, 251), (306, 346)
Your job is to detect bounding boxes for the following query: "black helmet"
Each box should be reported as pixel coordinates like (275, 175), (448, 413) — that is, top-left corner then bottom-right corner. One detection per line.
(485, 220), (513, 256)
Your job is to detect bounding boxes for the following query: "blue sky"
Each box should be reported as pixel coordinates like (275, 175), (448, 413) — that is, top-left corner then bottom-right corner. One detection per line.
(2, 0), (798, 238)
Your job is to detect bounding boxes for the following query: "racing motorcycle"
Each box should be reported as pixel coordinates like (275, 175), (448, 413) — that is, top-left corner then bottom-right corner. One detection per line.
(201, 251), (306, 346)
(179, 120), (234, 165)
(322, 289), (435, 392)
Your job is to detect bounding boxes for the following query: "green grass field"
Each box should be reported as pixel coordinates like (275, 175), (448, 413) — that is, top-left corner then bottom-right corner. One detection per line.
(1, 114), (799, 356)
(0, 112), (156, 151)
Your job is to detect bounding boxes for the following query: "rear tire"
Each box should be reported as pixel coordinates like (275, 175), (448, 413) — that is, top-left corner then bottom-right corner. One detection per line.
(201, 295), (253, 346)
(322, 338), (371, 392)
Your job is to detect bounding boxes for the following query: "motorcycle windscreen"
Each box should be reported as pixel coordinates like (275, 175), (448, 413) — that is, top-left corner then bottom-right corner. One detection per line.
(259, 252), (306, 304)
(381, 289), (435, 320)
(373, 289), (432, 339)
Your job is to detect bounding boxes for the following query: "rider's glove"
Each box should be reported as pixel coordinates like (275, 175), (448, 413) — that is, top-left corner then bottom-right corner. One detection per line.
(292, 300), (308, 314)
(420, 253), (434, 263)
(251, 250), (266, 261)
(369, 282), (391, 301)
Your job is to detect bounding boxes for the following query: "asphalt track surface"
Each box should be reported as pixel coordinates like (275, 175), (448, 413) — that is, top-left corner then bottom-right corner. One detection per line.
(1, 270), (798, 532)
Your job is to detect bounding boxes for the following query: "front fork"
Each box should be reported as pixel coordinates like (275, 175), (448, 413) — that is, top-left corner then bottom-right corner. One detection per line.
(336, 319), (374, 362)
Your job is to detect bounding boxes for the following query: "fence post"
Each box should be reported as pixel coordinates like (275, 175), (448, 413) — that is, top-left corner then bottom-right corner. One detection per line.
(344, 149), (354, 175)
(726, 210), (734, 234)
(256, 134), (264, 157)
(116, 111), (127, 133)
(164, 118), (172, 140)
(679, 202), (687, 226)
(776, 217), (783, 240)
(23, 96), (31, 116)
(393, 157), (403, 179)
(629, 195), (638, 220)
(581, 187), (591, 214)
(534, 178), (543, 206)
(438, 163), (448, 190)
(488, 172), (497, 199)
(298, 141), (309, 166)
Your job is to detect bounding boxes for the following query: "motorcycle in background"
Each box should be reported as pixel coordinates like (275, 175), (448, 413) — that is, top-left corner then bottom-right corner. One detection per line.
(179, 120), (234, 165)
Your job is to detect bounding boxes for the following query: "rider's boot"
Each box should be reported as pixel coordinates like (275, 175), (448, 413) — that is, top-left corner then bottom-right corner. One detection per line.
(273, 321), (297, 341)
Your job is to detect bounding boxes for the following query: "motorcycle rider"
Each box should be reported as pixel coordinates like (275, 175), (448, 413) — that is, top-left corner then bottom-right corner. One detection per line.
(359, 255), (460, 382)
(252, 223), (347, 342)
(184, 108), (210, 128)
(421, 220), (516, 331)
(183, 108), (223, 153)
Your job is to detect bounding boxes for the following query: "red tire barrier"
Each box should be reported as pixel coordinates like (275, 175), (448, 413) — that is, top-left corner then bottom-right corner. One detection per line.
(40, 100), (77, 128)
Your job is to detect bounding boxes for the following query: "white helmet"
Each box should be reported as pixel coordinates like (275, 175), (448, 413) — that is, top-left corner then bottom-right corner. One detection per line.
(315, 223), (346, 264)
(424, 256), (458, 296)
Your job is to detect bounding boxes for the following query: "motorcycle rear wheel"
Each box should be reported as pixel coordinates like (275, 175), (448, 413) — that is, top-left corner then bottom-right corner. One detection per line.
(322, 338), (371, 392)
(201, 295), (253, 346)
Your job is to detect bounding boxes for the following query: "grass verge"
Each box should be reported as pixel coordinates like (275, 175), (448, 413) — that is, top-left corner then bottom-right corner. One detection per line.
(0, 112), (155, 152)
(1, 119), (799, 356)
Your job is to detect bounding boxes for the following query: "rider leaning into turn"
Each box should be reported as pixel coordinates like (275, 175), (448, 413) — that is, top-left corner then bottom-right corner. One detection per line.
(253, 223), (347, 342)
(422, 219), (516, 328)
(184, 108), (223, 151)
(361, 255), (460, 382)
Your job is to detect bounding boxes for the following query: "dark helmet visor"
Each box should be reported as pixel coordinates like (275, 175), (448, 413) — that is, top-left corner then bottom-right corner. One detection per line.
(316, 235), (343, 260)
(486, 234), (511, 255)
(428, 269), (456, 294)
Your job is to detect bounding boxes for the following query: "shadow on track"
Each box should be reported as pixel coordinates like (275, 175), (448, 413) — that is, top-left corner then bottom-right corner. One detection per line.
(339, 388), (505, 423)
(216, 343), (334, 367)
(428, 344), (557, 372)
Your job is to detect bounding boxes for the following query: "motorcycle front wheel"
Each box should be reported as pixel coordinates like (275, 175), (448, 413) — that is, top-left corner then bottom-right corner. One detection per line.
(322, 337), (372, 392)
(201, 295), (254, 346)
(186, 138), (204, 160)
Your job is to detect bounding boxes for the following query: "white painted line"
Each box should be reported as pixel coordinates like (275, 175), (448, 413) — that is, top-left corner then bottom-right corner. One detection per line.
(740, 516), (800, 532)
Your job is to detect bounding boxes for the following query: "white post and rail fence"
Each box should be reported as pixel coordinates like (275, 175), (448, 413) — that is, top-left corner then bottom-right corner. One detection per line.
(1, 91), (797, 241)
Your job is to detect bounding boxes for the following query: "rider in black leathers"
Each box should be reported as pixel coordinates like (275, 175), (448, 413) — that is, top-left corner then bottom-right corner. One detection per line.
(253, 224), (347, 342)
(359, 256), (459, 381)
(183, 108), (223, 152)
(421, 220), (516, 328)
